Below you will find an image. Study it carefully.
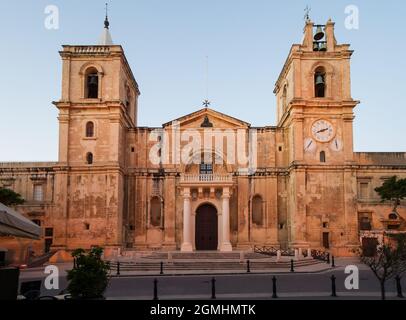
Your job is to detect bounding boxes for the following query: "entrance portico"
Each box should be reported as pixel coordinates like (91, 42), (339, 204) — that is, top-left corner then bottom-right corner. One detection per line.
(180, 174), (234, 252)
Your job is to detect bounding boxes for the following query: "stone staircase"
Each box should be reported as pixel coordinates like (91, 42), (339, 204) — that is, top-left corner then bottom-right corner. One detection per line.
(107, 251), (326, 272)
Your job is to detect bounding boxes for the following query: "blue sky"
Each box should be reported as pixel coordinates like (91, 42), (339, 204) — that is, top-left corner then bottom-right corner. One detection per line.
(0, 0), (405, 161)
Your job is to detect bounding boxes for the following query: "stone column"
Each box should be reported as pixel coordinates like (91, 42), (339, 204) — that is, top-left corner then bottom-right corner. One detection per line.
(220, 187), (232, 252)
(217, 211), (223, 250)
(181, 188), (193, 252)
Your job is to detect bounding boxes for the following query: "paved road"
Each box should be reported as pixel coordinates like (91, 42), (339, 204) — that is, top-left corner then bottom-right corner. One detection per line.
(19, 268), (406, 300)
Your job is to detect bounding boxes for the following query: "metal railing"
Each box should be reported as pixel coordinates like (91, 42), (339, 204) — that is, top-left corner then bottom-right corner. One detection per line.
(253, 246), (295, 257)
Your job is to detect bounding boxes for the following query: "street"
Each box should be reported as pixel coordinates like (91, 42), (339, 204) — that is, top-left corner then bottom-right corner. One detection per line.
(19, 267), (406, 300)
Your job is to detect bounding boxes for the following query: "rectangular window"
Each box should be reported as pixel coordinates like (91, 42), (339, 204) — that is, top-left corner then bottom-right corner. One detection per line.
(199, 163), (213, 174)
(359, 217), (372, 230)
(45, 227), (53, 237)
(359, 182), (369, 199)
(33, 184), (44, 202)
(358, 212), (372, 231)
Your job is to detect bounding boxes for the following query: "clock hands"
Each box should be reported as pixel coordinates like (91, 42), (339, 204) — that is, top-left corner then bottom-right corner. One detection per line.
(316, 128), (329, 134)
(305, 140), (313, 150)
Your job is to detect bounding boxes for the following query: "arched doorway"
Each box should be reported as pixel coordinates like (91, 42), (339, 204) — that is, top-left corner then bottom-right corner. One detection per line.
(195, 204), (218, 250)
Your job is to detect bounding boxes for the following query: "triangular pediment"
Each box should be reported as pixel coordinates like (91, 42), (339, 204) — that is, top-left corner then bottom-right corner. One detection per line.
(162, 108), (251, 129)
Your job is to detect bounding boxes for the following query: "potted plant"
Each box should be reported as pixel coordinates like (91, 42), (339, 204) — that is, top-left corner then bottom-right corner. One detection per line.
(66, 247), (110, 300)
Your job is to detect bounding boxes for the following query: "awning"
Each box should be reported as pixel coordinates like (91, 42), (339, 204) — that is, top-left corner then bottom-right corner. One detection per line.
(0, 202), (41, 239)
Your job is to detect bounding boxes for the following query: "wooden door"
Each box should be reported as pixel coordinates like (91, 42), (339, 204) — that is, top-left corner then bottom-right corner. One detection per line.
(195, 204), (218, 250)
(323, 232), (330, 249)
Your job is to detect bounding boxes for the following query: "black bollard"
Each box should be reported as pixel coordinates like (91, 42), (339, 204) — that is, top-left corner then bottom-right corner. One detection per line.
(160, 261), (164, 275)
(327, 253), (330, 264)
(211, 278), (216, 299)
(396, 276), (404, 298)
(117, 261), (120, 276)
(153, 278), (158, 300)
(332, 256), (335, 268)
(290, 259), (294, 272)
(331, 275), (337, 297)
(272, 276), (278, 299)
(247, 260), (251, 273)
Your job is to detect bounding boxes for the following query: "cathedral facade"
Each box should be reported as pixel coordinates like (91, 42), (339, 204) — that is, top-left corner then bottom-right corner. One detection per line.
(1, 20), (406, 263)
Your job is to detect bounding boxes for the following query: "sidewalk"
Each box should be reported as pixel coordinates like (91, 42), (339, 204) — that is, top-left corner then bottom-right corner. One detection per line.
(107, 291), (403, 300)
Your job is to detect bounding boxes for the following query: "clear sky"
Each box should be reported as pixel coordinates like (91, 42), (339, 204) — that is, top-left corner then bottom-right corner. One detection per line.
(0, 0), (405, 161)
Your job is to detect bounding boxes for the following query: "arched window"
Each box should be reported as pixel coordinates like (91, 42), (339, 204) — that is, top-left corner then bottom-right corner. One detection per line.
(320, 151), (326, 163)
(314, 67), (326, 98)
(86, 68), (99, 99)
(125, 85), (132, 109)
(282, 85), (287, 113)
(252, 195), (263, 226)
(86, 152), (93, 165)
(150, 196), (162, 227)
(86, 122), (94, 137)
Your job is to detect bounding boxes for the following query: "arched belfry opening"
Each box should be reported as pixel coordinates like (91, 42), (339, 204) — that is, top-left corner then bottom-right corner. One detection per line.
(85, 68), (99, 99)
(314, 67), (326, 98)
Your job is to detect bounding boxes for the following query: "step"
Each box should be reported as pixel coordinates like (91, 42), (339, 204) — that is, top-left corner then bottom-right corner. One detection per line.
(107, 259), (324, 271)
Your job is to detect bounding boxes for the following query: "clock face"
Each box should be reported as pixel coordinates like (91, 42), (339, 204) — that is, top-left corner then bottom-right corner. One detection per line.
(304, 137), (316, 152)
(311, 119), (335, 142)
(330, 137), (343, 152)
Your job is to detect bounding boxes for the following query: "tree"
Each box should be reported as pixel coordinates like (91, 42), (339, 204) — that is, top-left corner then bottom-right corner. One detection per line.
(375, 176), (406, 212)
(0, 187), (24, 206)
(357, 234), (406, 300)
(67, 247), (110, 299)
(390, 233), (406, 278)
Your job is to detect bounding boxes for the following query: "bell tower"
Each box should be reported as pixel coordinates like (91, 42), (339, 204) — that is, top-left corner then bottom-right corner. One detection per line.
(275, 19), (360, 251)
(51, 14), (140, 253)
(54, 15), (140, 166)
(275, 19), (359, 166)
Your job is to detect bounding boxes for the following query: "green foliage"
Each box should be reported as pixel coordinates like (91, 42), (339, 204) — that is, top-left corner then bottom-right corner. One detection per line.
(67, 246), (110, 299)
(375, 176), (406, 210)
(0, 187), (24, 206)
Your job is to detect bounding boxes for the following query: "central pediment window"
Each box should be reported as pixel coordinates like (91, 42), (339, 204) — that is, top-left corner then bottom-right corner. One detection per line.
(199, 163), (213, 174)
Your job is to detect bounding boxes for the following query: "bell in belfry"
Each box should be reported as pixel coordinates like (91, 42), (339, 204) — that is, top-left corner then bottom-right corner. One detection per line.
(89, 75), (98, 85)
(319, 42), (327, 51)
(314, 26), (324, 41)
(313, 42), (319, 51)
(315, 74), (325, 86)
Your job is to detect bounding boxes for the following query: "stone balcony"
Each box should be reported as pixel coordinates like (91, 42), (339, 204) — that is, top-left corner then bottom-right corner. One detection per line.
(179, 174), (233, 186)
